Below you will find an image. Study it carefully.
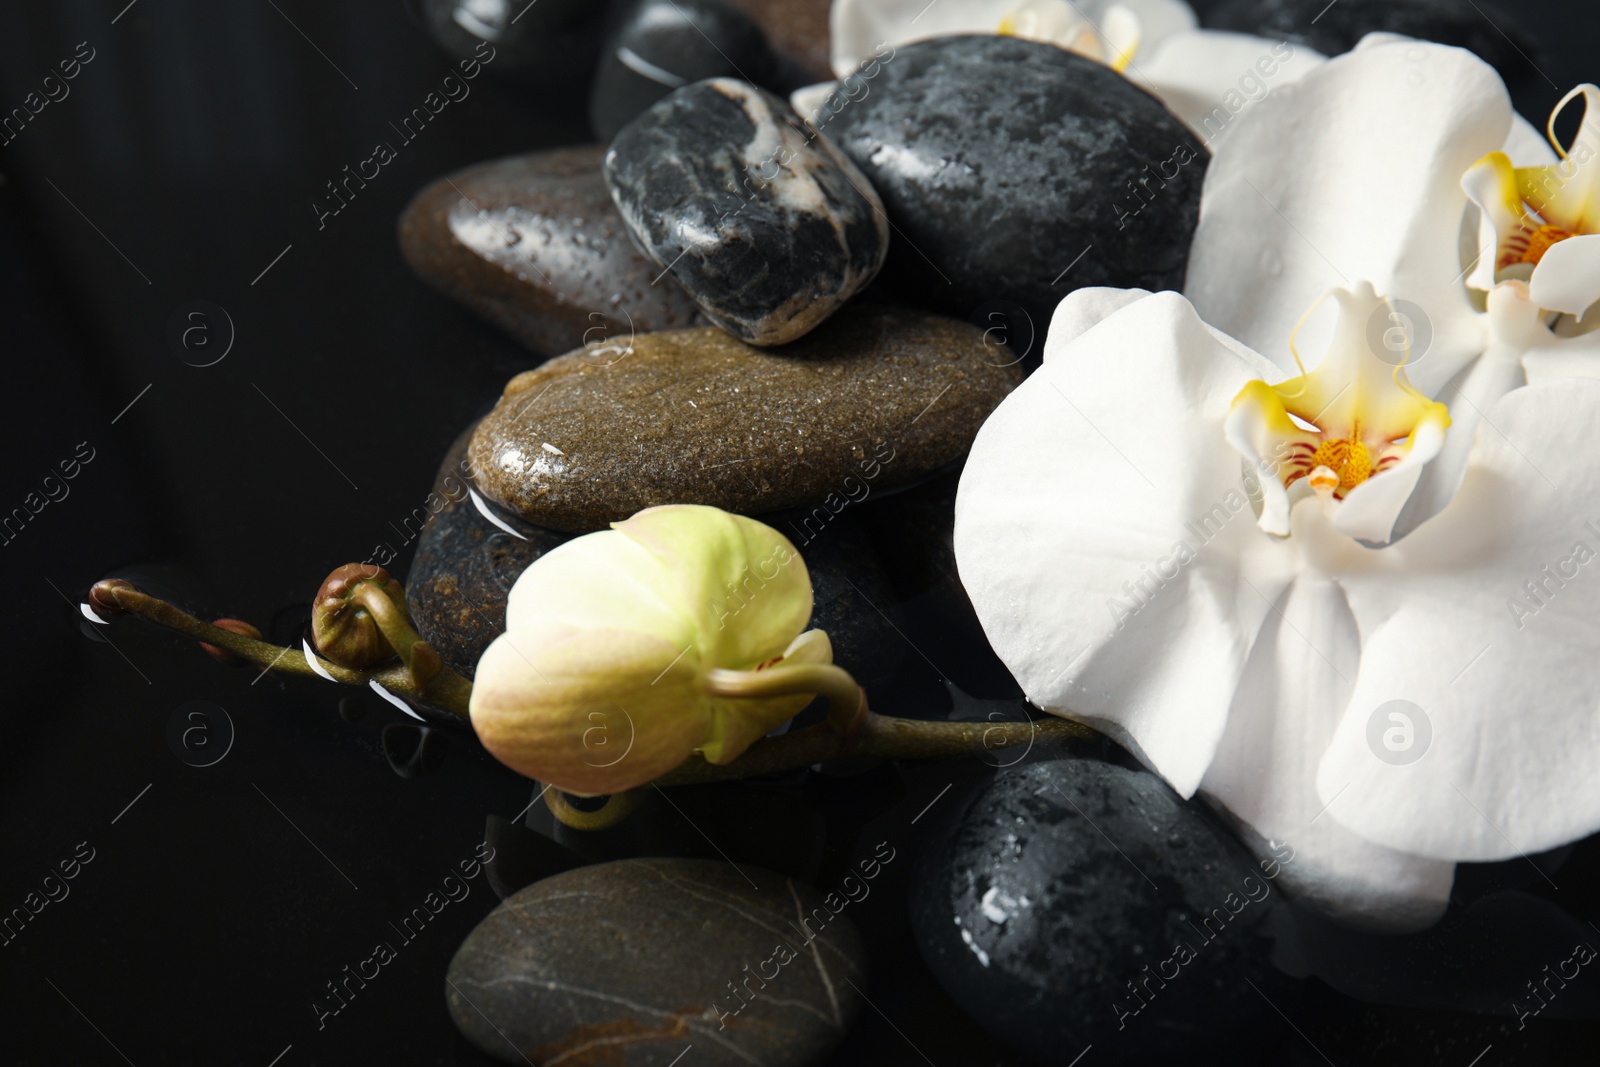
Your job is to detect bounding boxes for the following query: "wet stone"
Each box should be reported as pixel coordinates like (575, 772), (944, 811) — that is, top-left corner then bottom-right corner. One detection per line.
(911, 757), (1283, 1063)
(410, 426), (907, 686)
(589, 0), (777, 142)
(399, 145), (707, 358)
(446, 857), (867, 1066)
(824, 36), (1207, 332)
(604, 78), (888, 346)
(405, 427), (571, 680)
(468, 304), (1021, 532)
(723, 0), (834, 85)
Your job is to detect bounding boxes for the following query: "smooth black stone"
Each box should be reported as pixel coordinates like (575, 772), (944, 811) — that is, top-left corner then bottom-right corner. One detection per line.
(786, 512), (904, 691)
(421, 0), (610, 86)
(446, 857), (867, 1066)
(604, 79), (889, 345)
(405, 427), (572, 680)
(1205, 0), (1540, 88)
(824, 36), (1207, 332)
(590, 0), (776, 142)
(911, 758), (1281, 1064)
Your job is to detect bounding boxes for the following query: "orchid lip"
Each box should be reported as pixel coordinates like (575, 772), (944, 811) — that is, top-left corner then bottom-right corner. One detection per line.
(1463, 83), (1600, 316)
(1224, 284), (1452, 544)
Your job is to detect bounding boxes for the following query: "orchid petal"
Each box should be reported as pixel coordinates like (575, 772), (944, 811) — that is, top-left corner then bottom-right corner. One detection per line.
(1198, 559), (1453, 932)
(1317, 379), (1600, 862)
(830, 0), (1013, 78)
(612, 505), (813, 671)
(472, 622), (711, 795)
(1396, 282), (1550, 540)
(1043, 286), (1154, 356)
(1222, 380), (1311, 536)
(1130, 30), (1323, 145)
(1186, 41), (1512, 395)
(956, 292), (1296, 796)
(1334, 401), (1447, 544)
(1462, 151), (1536, 294)
(1528, 231), (1600, 319)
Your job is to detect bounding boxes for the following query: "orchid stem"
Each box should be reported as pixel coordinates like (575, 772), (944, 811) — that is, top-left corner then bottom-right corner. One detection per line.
(90, 580), (471, 720)
(92, 580), (1094, 789)
(704, 663), (867, 735)
(653, 710), (1095, 786)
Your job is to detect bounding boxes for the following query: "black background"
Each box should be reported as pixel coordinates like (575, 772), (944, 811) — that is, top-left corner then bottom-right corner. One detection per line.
(1, 2), (1596, 1064)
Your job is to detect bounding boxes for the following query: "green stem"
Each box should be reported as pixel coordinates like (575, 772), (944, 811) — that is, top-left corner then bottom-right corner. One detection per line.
(654, 708), (1094, 786)
(704, 662), (866, 735)
(91, 580), (472, 720)
(94, 581), (1095, 786)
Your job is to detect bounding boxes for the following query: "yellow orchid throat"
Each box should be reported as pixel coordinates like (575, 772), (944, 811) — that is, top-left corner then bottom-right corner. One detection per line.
(997, 0), (1140, 73)
(1226, 285), (1451, 542)
(1463, 84), (1600, 315)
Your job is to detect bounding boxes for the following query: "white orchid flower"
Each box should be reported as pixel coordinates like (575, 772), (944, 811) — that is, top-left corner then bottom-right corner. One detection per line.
(954, 285), (1600, 932)
(1463, 83), (1600, 322)
(808, 0), (1325, 143)
(1185, 37), (1600, 535)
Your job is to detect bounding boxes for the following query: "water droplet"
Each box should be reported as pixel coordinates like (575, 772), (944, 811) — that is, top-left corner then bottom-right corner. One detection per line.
(1407, 46), (1427, 61)
(1408, 71), (1425, 86)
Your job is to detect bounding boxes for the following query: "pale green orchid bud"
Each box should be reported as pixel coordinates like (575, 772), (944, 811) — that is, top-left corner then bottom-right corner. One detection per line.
(469, 504), (842, 795)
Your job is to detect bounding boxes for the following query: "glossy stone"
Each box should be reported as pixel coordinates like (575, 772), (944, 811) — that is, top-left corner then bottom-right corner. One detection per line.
(468, 304), (1020, 532)
(420, 0), (609, 86)
(782, 512), (904, 691)
(446, 858), (867, 1066)
(911, 758), (1281, 1063)
(1205, 0), (1539, 87)
(825, 36), (1207, 331)
(405, 427), (571, 679)
(604, 78), (889, 346)
(399, 145), (707, 357)
(590, 0), (777, 142)
(411, 426), (905, 685)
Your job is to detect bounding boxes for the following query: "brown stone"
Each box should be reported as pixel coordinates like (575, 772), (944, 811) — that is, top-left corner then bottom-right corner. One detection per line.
(724, 0), (833, 83)
(445, 858), (867, 1067)
(398, 145), (705, 357)
(468, 304), (1023, 532)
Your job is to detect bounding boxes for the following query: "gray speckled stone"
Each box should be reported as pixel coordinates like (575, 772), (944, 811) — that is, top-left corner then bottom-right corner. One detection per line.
(446, 858), (867, 1066)
(468, 304), (1020, 532)
(825, 36), (1207, 331)
(604, 78), (888, 346)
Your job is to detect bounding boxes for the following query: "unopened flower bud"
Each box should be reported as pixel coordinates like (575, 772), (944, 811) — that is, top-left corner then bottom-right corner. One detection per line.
(312, 563), (408, 668)
(201, 618), (263, 666)
(471, 505), (823, 795)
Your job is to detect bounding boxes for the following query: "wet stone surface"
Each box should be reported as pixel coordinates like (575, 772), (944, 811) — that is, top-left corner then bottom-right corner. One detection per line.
(912, 757), (1283, 1063)
(823, 36), (1207, 332)
(446, 857), (867, 1066)
(469, 304), (1020, 532)
(605, 78), (888, 346)
(398, 145), (706, 358)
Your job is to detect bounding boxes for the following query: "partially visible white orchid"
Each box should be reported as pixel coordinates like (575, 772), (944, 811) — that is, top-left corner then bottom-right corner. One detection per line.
(1464, 83), (1600, 324)
(813, 0), (1326, 140)
(1185, 38), (1599, 534)
(954, 285), (1600, 932)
